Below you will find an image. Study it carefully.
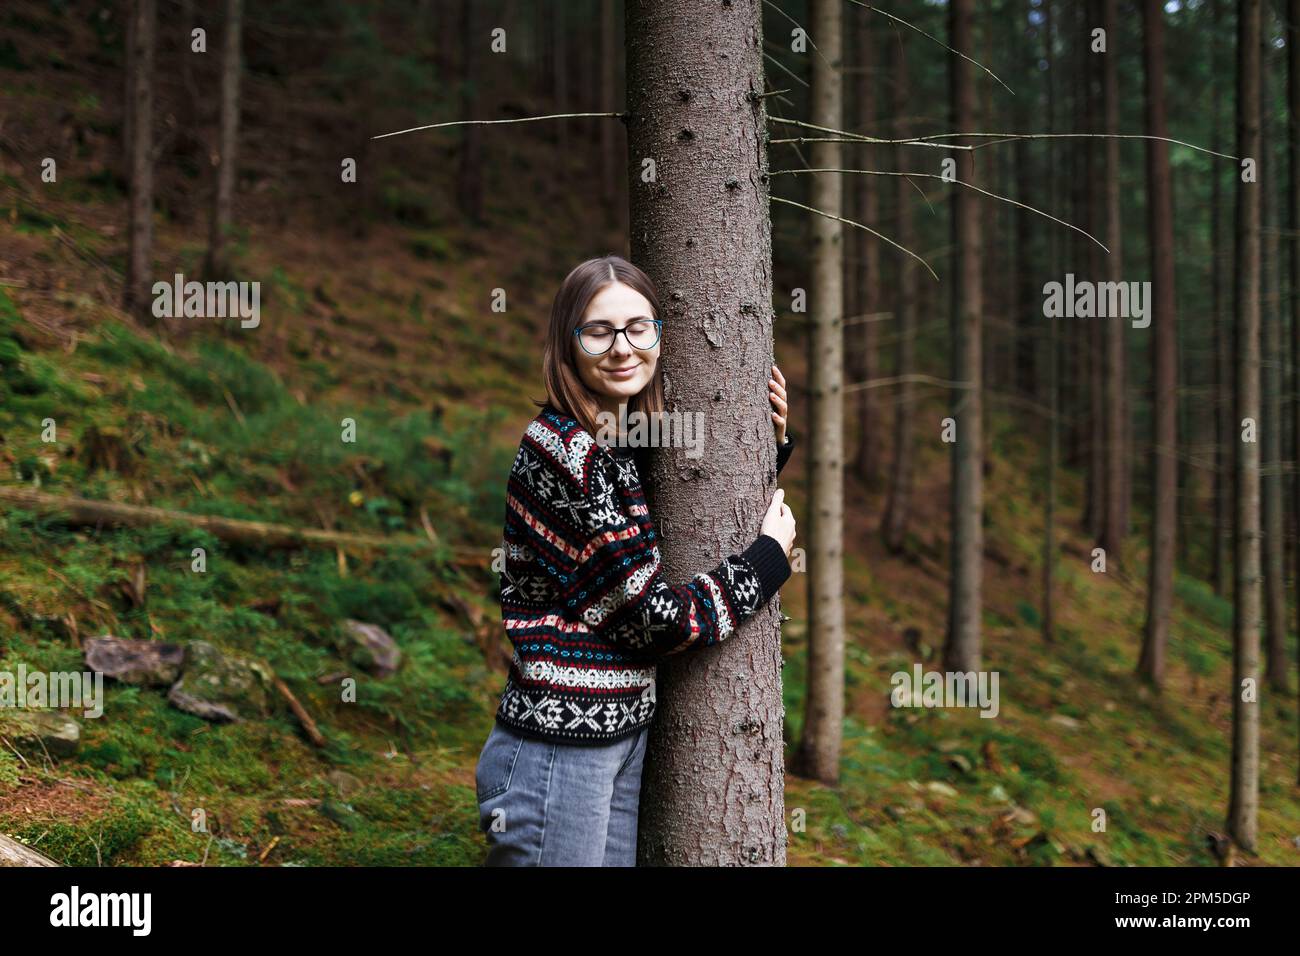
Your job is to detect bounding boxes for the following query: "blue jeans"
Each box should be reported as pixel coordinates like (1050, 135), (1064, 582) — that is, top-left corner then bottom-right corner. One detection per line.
(474, 720), (649, 866)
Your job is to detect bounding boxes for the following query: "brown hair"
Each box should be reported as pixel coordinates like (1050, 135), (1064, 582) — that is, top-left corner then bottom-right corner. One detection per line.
(536, 254), (666, 439)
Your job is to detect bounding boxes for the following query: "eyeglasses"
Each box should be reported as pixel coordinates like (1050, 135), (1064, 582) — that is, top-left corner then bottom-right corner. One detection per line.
(574, 318), (662, 355)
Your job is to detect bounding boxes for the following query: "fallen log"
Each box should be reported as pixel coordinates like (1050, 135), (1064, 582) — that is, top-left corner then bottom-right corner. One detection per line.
(0, 487), (487, 565)
(272, 676), (327, 748)
(0, 832), (59, 867)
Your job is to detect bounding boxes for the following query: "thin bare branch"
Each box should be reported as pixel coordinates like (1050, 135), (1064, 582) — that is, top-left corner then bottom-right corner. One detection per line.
(845, 0), (1014, 96)
(845, 373), (973, 393)
(763, 50), (810, 89)
(772, 167), (1108, 252)
(769, 116), (970, 150)
(771, 196), (938, 281)
(762, 0), (836, 73)
(372, 112), (622, 141)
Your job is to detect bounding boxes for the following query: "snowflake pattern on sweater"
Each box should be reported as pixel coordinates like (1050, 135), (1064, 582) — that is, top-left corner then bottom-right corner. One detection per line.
(491, 405), (794, 745)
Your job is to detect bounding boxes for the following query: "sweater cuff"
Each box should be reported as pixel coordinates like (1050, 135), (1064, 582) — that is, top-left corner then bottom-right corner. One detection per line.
(775, 432), (795, 476)
(742, 534), (792, 604)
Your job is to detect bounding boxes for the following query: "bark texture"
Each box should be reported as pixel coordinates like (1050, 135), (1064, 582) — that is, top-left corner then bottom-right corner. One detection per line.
(206, 0), (242, 279)
(124, 0), (155, 319)
(1228, 0), (1261, 854)
(1138, 0), (1177, 687)
(625, 0), (787, 866)
(944, 0), (983, 674)
(793, 0), (846, 787)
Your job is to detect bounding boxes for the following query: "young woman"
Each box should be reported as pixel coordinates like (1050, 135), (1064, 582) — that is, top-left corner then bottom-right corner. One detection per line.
(474, 254), (797, 866)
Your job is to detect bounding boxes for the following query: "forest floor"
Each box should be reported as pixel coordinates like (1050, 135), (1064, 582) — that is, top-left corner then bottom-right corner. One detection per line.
(1, 20), (1298, 866)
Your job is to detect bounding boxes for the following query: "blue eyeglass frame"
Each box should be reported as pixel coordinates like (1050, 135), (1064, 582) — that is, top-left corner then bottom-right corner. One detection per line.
(573, 318), (663, 355)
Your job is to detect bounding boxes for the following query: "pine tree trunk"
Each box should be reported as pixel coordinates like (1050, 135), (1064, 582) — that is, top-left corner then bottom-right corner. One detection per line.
(1042, 0), (1057, 645)
(881, 36), (914, 554)
(850, 13), (878, 487)
(1101, 0), (1125, 563)
(793, 0), (846, 788)
(1289, 0), (1300, 784)
(457, 0), (484, 222)
(600, 0), (619, 227)
(205, 0), (242, 280)
(1260, 33), (1290, 692)
(944, 0), (983, 673)
(124, 0), (155, 320)
(1228, 0), (1261, 854)
(626, 0), (787, 866)
(1138, 0), (1177, 687)
(1213, 0), (1232, 597)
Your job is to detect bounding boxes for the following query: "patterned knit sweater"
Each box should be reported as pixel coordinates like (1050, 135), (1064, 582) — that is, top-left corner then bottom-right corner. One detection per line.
(492, 404), (795, 745)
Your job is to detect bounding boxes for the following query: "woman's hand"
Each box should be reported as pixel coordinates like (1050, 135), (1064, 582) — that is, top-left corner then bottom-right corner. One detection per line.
(761, 488), (796, 558)
(768, 364), (789, 446)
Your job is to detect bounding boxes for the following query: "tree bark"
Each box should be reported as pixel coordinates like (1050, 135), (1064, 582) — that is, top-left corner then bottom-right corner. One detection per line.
(457, 0), (484, 223)
(1100, 0), (1125, 564)
(881, 36), (914, 554)
(944, 0), (983, 674)
(792, 0), (846, 787)
(849, 12), (878, 488)
(1260, 32), (1290, 692)
(0, 834), (58, 867)
(205, 0), (242, 280)
(1138, 0), (1177, 687)
(123, 0), (156, 320)
(1213, 0), (1232, 596)
(626, 0), (787, 865)
(1228, 0), (1261, 855)
(1289, 0), (1300, 784)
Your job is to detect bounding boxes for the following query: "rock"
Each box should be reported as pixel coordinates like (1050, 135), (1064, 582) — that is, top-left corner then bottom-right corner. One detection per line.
(1049, 713), (1083, 730)
(947, 754), (973, 774)
(327, 770), (362, 799)
(988, 784), (1011, 802)
(925, 781), (959, 798)
(0, 711), (80, 756)
(340, 620), (401, 677)
(84, 636), (184, 686)
(166, 641), (272, 722)
(1086, 844), (1113, 867)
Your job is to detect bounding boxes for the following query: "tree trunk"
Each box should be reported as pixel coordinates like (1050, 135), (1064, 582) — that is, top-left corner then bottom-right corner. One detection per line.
(792, 0), (846, 787)
(205, 0), (242, 280)
(944, 0), (983, 674)
(1100, 0), (1125, 563)
(849, 12), (878, 487)
(0, 833), (58, 867)
(1138, 0), (1177, 687)
(1260, 33), (1290, 692)
(1042, 0), (1057, 645)
(123, 0), (155, 320)
(600, 0), (619, 227)
(457, 0), (484, 223)
(1213, 0), (1232, 596)
(626, 0), (787, 866)
(1289, 0), (1300, 784)
(881, 36), (914, 554)
(1228, 0), (1261, 855)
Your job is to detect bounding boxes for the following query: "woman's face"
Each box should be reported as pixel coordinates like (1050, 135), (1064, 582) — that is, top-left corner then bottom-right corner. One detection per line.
(573, 282), (659, 406)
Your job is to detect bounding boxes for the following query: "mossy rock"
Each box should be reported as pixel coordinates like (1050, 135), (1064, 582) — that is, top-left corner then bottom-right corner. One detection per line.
(0, 710), (81, 757)
(166, 641), (273, 722)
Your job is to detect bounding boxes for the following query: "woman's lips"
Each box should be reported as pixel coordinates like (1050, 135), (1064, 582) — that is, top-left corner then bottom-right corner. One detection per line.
(605, 365), (639, 380)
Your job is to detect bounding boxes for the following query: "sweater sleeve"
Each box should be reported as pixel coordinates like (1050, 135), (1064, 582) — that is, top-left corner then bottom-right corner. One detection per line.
(514, 435), (790, 662)
(776, 431), (795, 476)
